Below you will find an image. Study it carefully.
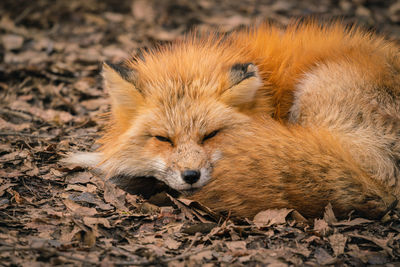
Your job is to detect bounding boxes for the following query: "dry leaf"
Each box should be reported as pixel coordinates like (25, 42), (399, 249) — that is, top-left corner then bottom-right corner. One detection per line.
(332, 218), (373, 227)
(103, 182), (127, 211)
(67, 172), (93, 184)
(253, 208), (293, 227)
(328, 233), (347, 256)
(62, 198), (97, 216)
(8, 189), (23, 204)
(323, 203), (337, 224)
(348, 233), (394, 257)
(314, 248), (336, 265)
(189, 250), (214, 261)
(0, 183), (16, 197)
(313, 219), (331, 236)
(164, 237), (181, 250)
(225, 241), (247, 251)
(83, 217), (111, 228)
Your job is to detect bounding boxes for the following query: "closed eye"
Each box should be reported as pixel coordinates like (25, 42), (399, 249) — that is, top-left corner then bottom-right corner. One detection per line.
(202, 130), (219, 143)
(155, 135), (173, 146)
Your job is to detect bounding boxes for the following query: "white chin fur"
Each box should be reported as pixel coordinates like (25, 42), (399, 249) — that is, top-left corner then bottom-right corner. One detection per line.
(62, 152), (102, 168)
(162, 168), (211, 191)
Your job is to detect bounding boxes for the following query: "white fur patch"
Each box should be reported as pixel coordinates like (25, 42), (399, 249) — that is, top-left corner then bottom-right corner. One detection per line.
(161, 170), (185, 190)
(162, 167), (212, 191)
(63, 152), (102, 168)
(198, 167), (211, 186)
(211, 150), (222, 163)
(288, 71), (315, 123)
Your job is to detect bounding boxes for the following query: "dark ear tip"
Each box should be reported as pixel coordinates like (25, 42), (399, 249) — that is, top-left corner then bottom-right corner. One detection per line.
(231, 63), (258, 75)
(103, 61), (122, 71)
(229, 62), (258, 85)
(102, 61), (138, 85)
(231, 62), (252, 72)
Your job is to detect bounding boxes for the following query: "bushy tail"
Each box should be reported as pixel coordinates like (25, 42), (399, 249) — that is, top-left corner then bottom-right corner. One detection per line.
(62, 152), (103, 169)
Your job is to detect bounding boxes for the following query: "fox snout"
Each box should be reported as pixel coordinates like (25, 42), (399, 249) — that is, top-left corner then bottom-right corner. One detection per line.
(181, 169), (201, 184)
(159, 142), (215, 190)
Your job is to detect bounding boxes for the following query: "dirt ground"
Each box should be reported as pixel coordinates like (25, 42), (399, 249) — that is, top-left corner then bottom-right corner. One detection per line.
(1, 0), (400, 266)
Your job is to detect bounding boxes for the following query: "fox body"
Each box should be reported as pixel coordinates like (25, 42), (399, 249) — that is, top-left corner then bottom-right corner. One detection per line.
(68, 22), (400, 218)
(191, 118), (397, 219)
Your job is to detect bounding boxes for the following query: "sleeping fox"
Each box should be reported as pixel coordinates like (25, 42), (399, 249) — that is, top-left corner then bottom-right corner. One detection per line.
(66, 21), (400, 218)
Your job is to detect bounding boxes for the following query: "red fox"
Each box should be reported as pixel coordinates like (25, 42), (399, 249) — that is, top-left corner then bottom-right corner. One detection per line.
(66, 21), (400, 219)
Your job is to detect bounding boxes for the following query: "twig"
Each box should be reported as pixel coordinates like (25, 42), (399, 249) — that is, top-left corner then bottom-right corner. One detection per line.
(0, 131), (98, 139)
(14, 5), (35, 24)
(0, 211), (19, 221)
(183, 232), (201, 253)
(0, 245), (98, 265)
(21, 177), (39, 199)
(0, 132), (52, 138)
(114, 243), (218, 266)
(0, 108), (34, 122)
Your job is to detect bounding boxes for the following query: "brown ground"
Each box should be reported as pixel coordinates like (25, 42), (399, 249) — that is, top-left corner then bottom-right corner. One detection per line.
(1, 0), (400, 266)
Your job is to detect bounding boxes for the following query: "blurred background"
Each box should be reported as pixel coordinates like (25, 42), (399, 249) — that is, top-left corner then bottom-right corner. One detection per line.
(1, 0), (400, 65)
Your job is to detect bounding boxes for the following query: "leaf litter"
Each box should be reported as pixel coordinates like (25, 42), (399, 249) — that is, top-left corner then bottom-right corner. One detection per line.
(1, 0), (400, 265)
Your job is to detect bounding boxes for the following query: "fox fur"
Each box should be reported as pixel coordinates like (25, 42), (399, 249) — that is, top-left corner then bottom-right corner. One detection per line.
(66, 21), (400, 219)
(191, 117), (397, 219)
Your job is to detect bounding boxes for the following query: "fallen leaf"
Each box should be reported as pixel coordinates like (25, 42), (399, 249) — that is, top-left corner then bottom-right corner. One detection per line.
(0, 183), (17, 197)
(131, 0), (156, 22)
(167, 195), (196, 221)
(83, 217), (111, 228)
(0, 118), (31, 131)
(332, 218), (373, 227)
(348, 233), (394, 257)
(177, 197), (218, 220)
(0, 150), (29, 162)
(2, 34), (24, 50)
(67, 172), (93, 184)
(164, 237), (181, 250)
(62, 198), (97, 216)
(81, 98), (108, 111)
(323, 203), (337, 224)
(181, 223), (217, 235)
(314, 248), (336, 265)
(313, 219), (331, 236)
(7, 189), (23, 204)
(328, 233), (347, 256)
(69, 192), (113, 210)
(225, 241), (247, 251)
(189, 250), (214, 261)
(253, 208), (293, 227)
(103, 182), (127, 211)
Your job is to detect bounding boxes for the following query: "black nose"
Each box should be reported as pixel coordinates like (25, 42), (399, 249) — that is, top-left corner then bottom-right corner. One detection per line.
(182, 170), (201, 184)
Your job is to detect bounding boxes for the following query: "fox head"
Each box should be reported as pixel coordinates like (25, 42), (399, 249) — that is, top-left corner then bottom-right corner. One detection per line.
(85, 40), (266, 192)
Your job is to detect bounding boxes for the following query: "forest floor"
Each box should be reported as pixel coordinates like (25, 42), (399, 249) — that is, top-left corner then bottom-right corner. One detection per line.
(1, 0), (400, 266)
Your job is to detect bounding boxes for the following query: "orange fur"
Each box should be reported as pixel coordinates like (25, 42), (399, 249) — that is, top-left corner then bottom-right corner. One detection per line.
(191, 118), (396, 219)
(67, 21), (400, 219)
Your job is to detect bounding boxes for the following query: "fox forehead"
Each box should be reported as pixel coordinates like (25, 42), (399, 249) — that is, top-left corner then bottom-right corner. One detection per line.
(141, 97), (232, 139)
(145, 76), (224, 105)
(128, 41), (247, 97)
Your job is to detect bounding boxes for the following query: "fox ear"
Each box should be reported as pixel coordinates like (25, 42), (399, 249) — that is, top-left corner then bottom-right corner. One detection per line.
(102, 62), (144, 112)
(221, 63), (262, 106)
(104, 61), (138, 85)
(102, 62), (144, 126)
